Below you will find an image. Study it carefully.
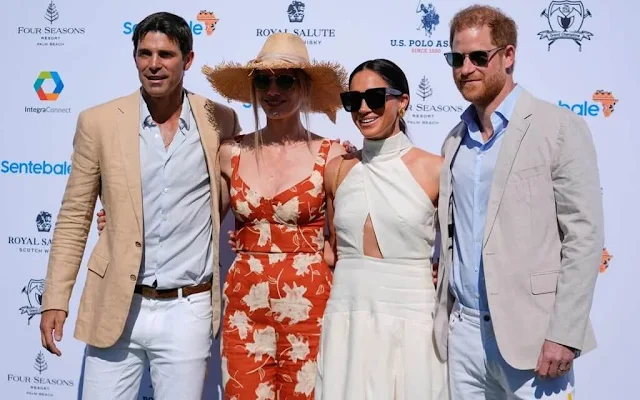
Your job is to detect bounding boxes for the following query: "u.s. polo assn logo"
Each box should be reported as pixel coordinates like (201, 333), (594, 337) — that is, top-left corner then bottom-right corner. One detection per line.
(538, 1), (593, 51)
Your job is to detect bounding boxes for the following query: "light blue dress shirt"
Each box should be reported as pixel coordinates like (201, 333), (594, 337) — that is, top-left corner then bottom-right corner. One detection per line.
(450, 84), (522, 311)
(138, 91), (213, 289)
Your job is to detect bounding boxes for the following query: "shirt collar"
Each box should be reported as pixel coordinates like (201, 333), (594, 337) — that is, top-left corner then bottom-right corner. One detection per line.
(140, 90), (191, 133)
(460, 84), (522, 137)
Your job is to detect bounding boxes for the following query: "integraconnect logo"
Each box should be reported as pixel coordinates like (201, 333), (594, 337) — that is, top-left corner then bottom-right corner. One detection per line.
(389, 1), (449, 54)
(255, 1), (336, 46)
(1, 160), (72, 175)
(26, 71), (72, 114)
(7, 211), (54, 254)
(558, 90), (618, 118)
(16, 0), (86, 47)
(123, 10), (219, 36)
(7, 351), (75, 397)
(34, 71), (63, 100)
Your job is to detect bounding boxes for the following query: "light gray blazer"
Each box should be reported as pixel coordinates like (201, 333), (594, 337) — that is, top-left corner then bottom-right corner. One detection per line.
(433, 88), (605, 370)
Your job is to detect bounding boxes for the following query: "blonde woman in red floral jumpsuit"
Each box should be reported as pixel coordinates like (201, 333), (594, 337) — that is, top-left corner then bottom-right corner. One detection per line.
(205, 33), (348, 399)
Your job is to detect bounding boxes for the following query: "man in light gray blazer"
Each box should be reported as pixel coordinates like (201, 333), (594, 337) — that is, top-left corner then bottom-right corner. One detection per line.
(433, 5), (604, 399)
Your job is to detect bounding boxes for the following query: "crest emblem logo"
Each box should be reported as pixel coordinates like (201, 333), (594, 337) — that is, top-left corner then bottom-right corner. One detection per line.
(416, 1), (440, 37)
(538, 1), (593, 51)
(20, 279), (45, 324)
(36, 211), (52, 232)
(288, 1), (305, 23)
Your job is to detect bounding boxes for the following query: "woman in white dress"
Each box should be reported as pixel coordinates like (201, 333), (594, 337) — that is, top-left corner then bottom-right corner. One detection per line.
(315, 59), (449, 399)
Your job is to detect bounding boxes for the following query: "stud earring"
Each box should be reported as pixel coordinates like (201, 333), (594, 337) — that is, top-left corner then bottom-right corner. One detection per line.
(399, 108), (405, 118)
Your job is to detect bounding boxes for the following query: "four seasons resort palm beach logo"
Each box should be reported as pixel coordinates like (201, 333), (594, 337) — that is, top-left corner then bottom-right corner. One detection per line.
(16, 0), (86, 47)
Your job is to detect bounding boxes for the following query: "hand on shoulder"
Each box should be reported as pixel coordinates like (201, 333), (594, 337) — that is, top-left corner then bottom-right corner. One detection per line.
(327, 141), (348, 162)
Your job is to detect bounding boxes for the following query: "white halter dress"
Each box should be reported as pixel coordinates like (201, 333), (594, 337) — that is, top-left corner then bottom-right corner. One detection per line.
(315, 132), (449, 399)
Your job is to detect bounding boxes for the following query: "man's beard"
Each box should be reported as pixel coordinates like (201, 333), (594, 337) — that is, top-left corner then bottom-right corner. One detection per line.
(458, 72), (506, 108)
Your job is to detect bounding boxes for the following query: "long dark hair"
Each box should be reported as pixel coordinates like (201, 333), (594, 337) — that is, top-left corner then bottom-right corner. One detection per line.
(348, 59), (410, 133)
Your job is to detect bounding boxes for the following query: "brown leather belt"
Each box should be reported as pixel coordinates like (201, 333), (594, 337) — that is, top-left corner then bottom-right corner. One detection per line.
(134, 281), (212, 300)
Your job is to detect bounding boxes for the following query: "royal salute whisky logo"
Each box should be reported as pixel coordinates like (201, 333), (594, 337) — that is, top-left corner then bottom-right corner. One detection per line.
(16, 0), (86, 47)
(538, 1), (593, 52)
(7, 212), (54, 254)
(389, 1), (449, 55)
(20, 279), (45, 325)
(36, 211), (53, 232)
(407, 75), (464, 125)
(255, 1), (336, 45)
(287, 1), (305, 22)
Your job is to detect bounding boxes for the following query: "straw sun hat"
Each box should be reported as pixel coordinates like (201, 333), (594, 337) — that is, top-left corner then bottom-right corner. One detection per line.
(202, 33), (348, 122)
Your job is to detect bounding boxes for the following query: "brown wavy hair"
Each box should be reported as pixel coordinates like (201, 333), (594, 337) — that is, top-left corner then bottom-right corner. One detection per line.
(449, 5), (518, 48)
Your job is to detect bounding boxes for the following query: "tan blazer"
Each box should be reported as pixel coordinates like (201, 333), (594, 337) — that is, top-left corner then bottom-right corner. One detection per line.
(433, 88), (604, 370)
(41, 89), (240, 348)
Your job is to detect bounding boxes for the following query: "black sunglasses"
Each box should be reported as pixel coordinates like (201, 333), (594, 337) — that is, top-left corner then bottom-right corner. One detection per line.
(443, 46), (505, 68)
(253, 73), (298, 91)
(340, 87), (403, 112)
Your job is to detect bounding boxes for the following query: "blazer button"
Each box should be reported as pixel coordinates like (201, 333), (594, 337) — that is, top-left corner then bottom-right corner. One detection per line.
(130, 275), (136, 281)
(135, 241), (141, 247)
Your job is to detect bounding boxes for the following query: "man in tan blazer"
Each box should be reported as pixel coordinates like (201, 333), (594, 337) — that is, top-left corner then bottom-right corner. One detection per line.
(39, 12), (240, 399)
(433, 5), (604, 399)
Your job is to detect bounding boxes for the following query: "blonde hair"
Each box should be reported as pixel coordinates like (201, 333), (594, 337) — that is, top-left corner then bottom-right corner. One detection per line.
(250, 69), (313, 163)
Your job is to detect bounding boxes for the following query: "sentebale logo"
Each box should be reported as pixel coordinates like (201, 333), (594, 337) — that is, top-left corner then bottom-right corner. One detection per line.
(33, 71), (64, 101)
(558, 90), (618, 118)
(123, 11), (219, 36)
(1, 160), (71, 175)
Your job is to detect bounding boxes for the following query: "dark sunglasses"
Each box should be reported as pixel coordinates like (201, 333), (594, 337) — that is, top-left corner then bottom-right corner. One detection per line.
(340, 87), (403, 112)
(253, 74), (298, 91)
(443, 46), (505, 68)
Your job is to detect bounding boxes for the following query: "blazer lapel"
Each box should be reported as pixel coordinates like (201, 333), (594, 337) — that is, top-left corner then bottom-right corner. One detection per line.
(482, 91), (534, 247)
(438, 123), (465, 264)
(188, 92), (220, 180)
(116, 90), (143, 234)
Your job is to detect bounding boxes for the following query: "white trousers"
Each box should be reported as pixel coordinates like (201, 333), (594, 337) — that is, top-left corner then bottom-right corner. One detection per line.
(81, 291), (213, 400)
(448, 301), (575, 399)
